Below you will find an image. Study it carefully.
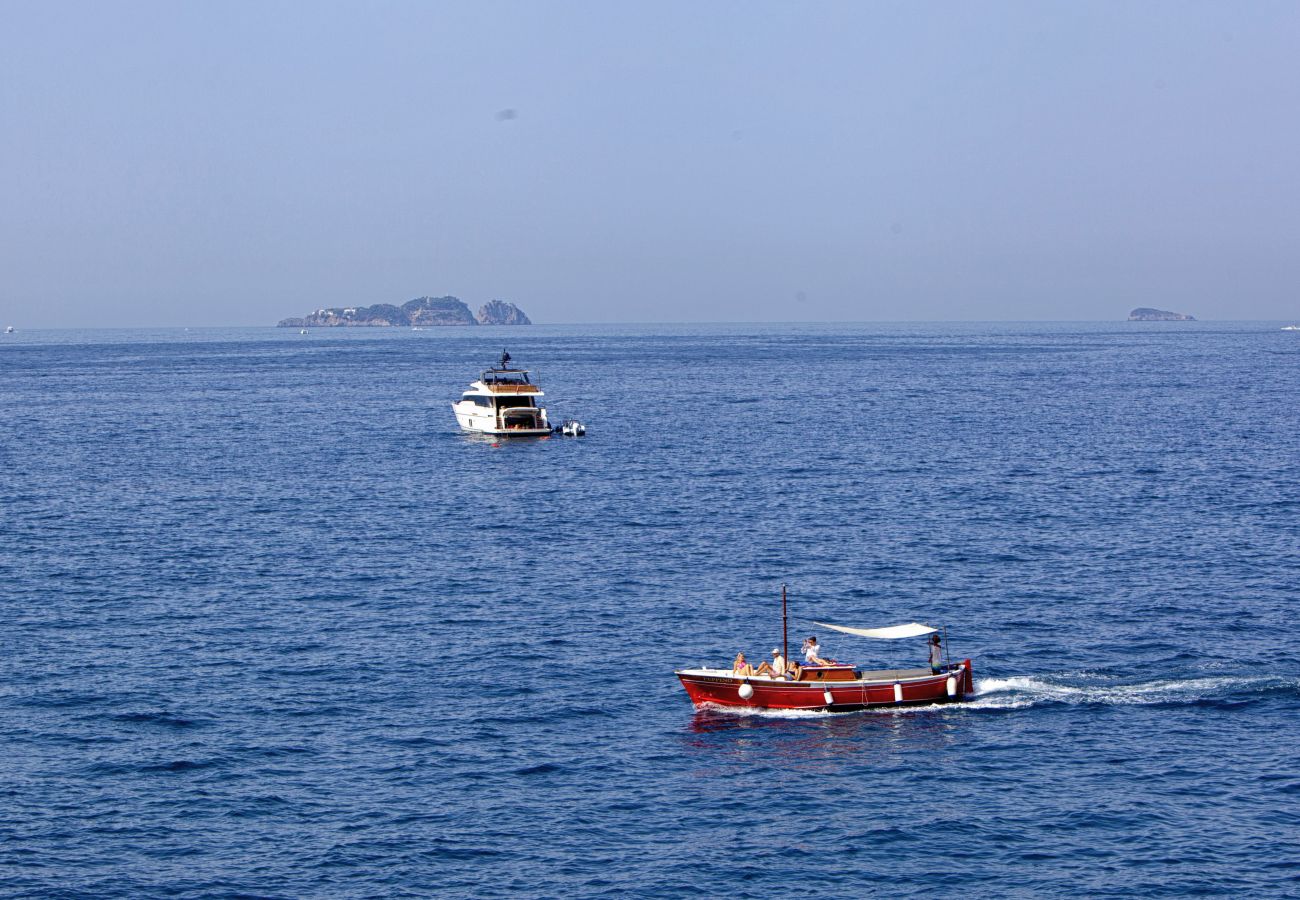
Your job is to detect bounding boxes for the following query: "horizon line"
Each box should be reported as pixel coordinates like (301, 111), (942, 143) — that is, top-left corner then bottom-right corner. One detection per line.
(8, 318), (1296, 331)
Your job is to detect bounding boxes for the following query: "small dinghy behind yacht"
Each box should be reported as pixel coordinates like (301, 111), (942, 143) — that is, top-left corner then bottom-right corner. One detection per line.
(452, 351), (553, 436)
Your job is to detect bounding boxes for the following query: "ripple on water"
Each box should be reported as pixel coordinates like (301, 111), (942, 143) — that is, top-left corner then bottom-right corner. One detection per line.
(1, 323), (1298, 898)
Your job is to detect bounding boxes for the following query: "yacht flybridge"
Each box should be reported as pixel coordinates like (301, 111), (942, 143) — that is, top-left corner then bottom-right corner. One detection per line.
(452, 351), (554, 436)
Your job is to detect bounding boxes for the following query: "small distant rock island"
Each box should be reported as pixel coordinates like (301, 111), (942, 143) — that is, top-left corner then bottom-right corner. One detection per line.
(277, 296), (531, 327)
(1128, 307), (1195, 321)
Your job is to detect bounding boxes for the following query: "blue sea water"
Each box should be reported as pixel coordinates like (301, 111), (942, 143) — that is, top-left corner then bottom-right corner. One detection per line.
(1, 322), (1298, 898)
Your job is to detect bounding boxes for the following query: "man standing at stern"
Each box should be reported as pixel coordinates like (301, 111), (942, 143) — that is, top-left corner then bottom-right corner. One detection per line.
(929, 634), (943, 674)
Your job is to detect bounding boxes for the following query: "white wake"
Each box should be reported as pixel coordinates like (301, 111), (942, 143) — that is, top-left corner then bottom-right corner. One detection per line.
(969, 673), (1297, 710)
(691, 674), (1296, 718)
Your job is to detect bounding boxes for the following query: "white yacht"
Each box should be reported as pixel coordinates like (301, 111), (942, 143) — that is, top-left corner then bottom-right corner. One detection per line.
(452, 352), (552, 436)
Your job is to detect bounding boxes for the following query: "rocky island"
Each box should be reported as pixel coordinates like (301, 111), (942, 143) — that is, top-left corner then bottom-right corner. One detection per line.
(278, 296), (531, 327)
(1128, 307), (1195, 321)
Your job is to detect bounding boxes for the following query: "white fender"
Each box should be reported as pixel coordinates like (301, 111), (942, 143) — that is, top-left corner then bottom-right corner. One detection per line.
(893, 683), (903, 704)
(738, 682), (754, 700)
(823, 689), (834, 706)
(946, 676), (958, 698)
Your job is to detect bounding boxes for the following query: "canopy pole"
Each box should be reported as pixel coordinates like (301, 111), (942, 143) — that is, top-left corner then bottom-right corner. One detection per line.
(781, 584), (788, 671)
(943, 624), (951, 670)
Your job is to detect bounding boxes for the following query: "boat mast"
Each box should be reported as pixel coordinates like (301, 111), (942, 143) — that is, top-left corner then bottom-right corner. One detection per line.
(781, 583), (788, 668)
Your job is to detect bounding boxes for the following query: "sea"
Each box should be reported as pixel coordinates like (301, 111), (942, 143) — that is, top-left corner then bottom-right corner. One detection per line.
(1, 322), (1297, 899)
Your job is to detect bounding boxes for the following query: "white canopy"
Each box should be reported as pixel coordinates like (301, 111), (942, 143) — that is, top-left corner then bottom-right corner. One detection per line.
(813, 621), (937, 640)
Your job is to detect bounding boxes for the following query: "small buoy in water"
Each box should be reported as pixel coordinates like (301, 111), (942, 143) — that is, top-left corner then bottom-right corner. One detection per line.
(738, 682), (754, 700)
(946, 676), (958, 698)
(823, 689), (834, 706)
(893, 683), (903, 704)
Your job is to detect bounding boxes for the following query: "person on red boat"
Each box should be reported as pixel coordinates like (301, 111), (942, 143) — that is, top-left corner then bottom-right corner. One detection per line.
(731, 652), (756, 676)
(802, 635), (831, 666)
(755, 648), (785, 678)
(929, 634), (944, 674)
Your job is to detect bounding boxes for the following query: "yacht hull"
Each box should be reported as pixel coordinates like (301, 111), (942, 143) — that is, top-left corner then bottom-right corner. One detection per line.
(452, 405), (550, 435)
(460, 426), (552, 436)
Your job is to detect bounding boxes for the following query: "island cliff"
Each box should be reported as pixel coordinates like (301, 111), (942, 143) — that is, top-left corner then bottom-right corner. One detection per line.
(278, 296), (531, 327)
(476, 299), (531, 326)
(1128, 307), (1195, 321)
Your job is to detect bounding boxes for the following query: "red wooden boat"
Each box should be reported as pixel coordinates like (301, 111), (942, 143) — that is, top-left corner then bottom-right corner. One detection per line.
(676, 586), (974, 712)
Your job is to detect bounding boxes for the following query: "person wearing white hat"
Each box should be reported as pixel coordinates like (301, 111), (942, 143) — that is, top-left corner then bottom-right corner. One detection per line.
(755, 647), (787, 678)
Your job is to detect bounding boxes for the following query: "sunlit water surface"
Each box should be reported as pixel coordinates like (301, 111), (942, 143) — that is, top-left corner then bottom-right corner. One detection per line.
(1, 322), (1297, 897)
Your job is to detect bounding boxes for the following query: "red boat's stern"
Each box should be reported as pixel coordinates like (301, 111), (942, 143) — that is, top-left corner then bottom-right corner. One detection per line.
(961, 658), (974, 696)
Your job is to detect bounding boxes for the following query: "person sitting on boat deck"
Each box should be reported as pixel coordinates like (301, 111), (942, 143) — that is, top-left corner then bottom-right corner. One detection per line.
(755, 648), (785, 678)
(802, 635), (831, 667)
(929, 634), (944, 675)
(732, 652), (756, 677)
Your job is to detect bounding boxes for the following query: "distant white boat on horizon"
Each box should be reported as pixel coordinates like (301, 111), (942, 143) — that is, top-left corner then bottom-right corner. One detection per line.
(1282, 324), (1300, 331)
(4, 325), (13, 334)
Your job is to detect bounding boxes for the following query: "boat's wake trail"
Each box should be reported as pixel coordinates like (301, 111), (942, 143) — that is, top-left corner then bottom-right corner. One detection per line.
(970, 674), (1299, 710)
(689, 674), (1298, 720)
(694, 703), (857, 720)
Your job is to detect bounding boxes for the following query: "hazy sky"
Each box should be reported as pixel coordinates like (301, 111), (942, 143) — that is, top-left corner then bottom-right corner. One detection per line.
(3, 1), (1298, 326)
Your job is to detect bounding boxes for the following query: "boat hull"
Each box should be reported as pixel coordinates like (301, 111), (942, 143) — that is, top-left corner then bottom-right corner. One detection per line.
(452, 404), (551, 435)
(677, 660), (974, 711)
(458, 424), (553, 436)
